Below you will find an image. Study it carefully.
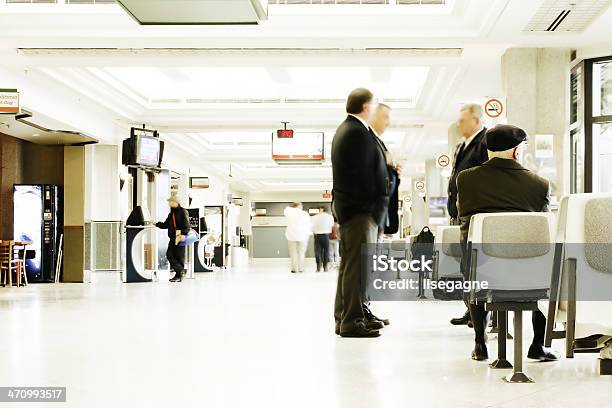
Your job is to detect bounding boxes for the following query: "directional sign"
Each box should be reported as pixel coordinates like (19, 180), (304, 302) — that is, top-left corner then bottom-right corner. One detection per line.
(415, 180), (426, 191)
(0, 89), (19, 114)
(484, 98), (504, 119)
(436, 153), (451, 169)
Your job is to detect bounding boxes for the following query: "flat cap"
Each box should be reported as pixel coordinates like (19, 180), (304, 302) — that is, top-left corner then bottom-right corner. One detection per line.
(486, 124), (527, 152)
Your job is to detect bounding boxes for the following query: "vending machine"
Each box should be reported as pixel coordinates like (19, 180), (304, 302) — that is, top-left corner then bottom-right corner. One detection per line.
(13, 184), (63, 282)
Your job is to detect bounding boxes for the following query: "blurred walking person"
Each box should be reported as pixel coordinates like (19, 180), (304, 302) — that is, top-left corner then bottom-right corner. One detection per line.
(311, 207), (335, 272)
(284, 202), (311, 273)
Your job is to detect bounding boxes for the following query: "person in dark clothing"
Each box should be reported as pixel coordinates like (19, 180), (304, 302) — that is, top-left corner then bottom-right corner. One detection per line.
(448, 103), (489, 327)
(155, 195), (190, 282)
(456, 124), (559, 362)
(332, 88), (390, 338)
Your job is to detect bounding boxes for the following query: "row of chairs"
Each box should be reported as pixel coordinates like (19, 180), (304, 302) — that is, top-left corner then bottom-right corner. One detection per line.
(434, 193), (612, 382)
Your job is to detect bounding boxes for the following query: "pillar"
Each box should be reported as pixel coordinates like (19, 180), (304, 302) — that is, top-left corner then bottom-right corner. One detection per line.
(501, 48), (571, 198)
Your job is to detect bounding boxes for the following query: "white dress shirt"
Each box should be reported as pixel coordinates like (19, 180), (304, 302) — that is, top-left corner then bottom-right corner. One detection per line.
(284, 206), (312, 242)
(310, 212), (335, 234)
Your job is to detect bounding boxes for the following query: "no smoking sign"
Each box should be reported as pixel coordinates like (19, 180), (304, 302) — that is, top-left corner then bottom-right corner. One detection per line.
(415, 180), (426, 191)
(484, 98), (504, 119)
(436, 154), (451, 169)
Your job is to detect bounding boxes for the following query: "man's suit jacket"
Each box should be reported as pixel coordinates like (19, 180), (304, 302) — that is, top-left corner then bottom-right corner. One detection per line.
(372, 134), (400, 234)
(447, 128), (488, 219)
(456, 157), (550, 244)
(332, 115), (390, 227)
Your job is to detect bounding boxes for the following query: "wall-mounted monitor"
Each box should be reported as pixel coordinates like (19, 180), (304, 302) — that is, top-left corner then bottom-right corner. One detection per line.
(122, 127), (164, 169)
(136, 135), (161, 167)
(231, 197), (244, 206)
(254, 208), (267, 216)
(272, 131), (324, 162)
(190, 177), (210, 189)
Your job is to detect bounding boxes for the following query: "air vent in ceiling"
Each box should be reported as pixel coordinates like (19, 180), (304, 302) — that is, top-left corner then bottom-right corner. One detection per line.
(524, 0), (612, 33)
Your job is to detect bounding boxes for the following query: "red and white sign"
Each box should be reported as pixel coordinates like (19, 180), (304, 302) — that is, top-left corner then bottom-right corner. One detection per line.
(415, 180), (426, 191)
(322, 191), (332, 199)
(436, 153), (451, 169)
(0, 89), (19, 114)
(272, 131), (324, 161)
(483, 98), (504, 119)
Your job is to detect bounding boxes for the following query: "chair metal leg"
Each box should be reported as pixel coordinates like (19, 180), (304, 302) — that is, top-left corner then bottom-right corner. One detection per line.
(490, 312), (499, 334)
(490, 311), (513, 369)
(504, 310), (534, 383)
(566, 258), (577, 359)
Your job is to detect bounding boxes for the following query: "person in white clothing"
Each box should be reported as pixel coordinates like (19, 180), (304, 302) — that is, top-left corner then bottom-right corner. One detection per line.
(284, 202), (312, 273)
(310, 207), (335, 272)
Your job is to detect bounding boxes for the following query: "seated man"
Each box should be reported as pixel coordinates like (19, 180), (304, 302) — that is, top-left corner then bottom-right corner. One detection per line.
(456, 124), (559, 362)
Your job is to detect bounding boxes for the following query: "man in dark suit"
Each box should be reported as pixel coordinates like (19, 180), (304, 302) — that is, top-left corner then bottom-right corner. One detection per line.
(457, 124), (559, 362)
(332, 88), (390, 338)
(448, 103), (488, 326)
(362, 103), (399, 327)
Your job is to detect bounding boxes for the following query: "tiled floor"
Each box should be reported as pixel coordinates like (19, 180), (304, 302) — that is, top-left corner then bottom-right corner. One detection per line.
(0, 260), (610, 407)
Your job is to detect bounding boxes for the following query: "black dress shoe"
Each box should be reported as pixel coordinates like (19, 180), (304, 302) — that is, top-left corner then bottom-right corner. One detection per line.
(369, 313), (390, 326)
(450, 312), (471, 326)
(471, 343), (488, 361)
(365, 318), (385, 330)
(527, 344), (560, 361)
(340, 325), (381, 338)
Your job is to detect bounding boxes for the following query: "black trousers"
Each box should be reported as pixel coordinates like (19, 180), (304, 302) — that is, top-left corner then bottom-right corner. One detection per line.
(166, 241), (186, 275)
(334, 214), (377, 333)
(469, 303), (546, 345)
(314, 234), (330, 269)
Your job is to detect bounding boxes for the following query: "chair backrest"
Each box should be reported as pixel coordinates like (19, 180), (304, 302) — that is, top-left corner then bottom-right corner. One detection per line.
(557, 193), (612, 337)
(467, 212), (556, 291)
(436, 226), (462, 258)
(0, 242), (14, 262)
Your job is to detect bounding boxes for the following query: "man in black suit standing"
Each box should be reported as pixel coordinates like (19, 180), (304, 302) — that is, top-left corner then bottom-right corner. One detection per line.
(332, 88), (390, 338)
(456, 124), (559, 362)
(448, 103), (488, 326)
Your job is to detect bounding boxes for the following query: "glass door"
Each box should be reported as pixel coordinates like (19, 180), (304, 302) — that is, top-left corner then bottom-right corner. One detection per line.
(590, 59), (612, 193)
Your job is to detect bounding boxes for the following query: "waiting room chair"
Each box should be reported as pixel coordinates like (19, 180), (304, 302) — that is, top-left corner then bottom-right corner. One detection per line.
(432, 226), (462, 281)
(467, 212), (556, 383)
(0, 241), (28, 287)
(543, 194), (612, 370)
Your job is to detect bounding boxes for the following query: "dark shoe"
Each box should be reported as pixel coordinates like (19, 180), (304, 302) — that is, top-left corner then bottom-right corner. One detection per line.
(471, 343), (488, 361)
(369, 314), (389, 326)
(365, 318), (385, 330)
(335, 323), (340, 335)
(450, 311), (471, 326)
(340, 324), (380, 338)
(527, 344), (560, 361)
(468, 320), (473, 328)
(291, 270), (296, 274)
(170, 275), (182, 282)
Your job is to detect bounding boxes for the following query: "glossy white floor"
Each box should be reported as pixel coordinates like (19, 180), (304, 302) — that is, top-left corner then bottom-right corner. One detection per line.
(0, 260), (610, 408)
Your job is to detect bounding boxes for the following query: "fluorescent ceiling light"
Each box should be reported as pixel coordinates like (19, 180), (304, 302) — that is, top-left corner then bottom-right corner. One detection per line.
(99, 66), (429, 106)
(117, 0), (268, 25)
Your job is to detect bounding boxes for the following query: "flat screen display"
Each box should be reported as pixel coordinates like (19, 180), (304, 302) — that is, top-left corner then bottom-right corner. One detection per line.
(272, 132), (324, 161)
(190, 177), (210, 189)
(137, 135), (160, 167)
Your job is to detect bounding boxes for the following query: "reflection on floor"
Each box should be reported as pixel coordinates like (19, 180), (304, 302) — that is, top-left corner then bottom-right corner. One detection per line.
(0, 260), (610, 408)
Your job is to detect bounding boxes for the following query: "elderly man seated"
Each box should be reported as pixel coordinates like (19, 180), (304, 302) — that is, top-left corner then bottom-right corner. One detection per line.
(456, 124), (560, 362)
